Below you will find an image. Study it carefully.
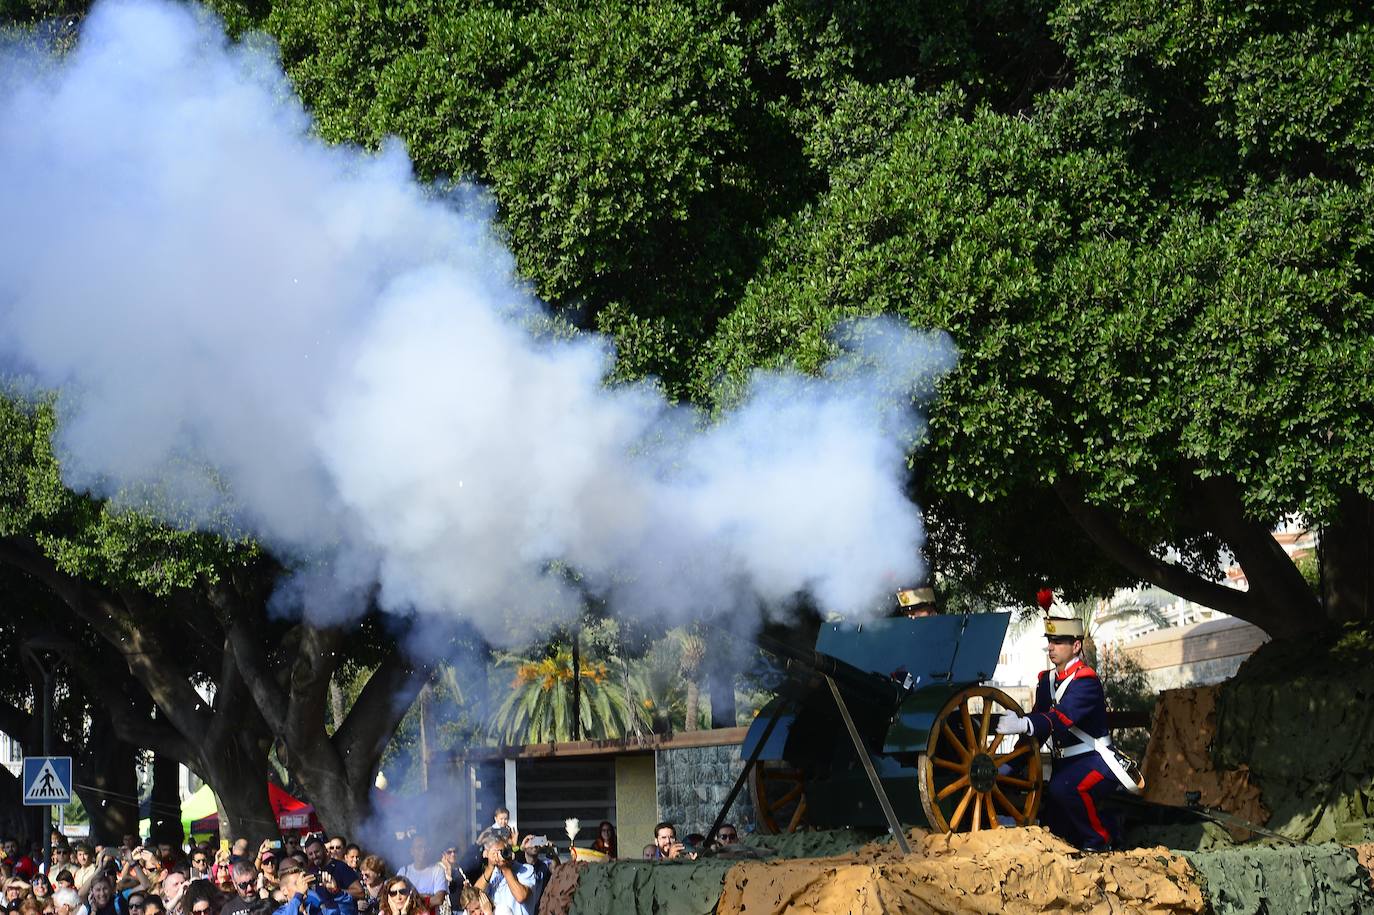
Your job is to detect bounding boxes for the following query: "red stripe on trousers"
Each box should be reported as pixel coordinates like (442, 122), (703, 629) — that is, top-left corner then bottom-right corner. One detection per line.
(1077, 769), (1110, 845)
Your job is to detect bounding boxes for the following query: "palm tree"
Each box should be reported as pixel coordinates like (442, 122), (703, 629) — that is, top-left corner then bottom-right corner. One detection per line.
(677, 629), (705, 732)
(488, 645), (649, 744)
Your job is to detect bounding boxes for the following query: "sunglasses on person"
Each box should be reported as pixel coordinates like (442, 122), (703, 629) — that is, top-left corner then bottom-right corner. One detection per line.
(192, 905), (213, 914)
(236, 880), (257, 891)
(387, 887), (411, 897)
(325, 844), (343, 852)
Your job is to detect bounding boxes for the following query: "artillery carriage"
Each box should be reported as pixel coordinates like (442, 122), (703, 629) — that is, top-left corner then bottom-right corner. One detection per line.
(710, 613), (1043, 847)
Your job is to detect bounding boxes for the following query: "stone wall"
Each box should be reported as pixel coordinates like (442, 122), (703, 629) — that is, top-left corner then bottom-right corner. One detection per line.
(1117, 617), (1269, 691)
(655, 742), (757, 836)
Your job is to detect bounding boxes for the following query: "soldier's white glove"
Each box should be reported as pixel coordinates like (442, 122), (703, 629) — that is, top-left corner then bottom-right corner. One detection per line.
(995, 713), (1031, 736)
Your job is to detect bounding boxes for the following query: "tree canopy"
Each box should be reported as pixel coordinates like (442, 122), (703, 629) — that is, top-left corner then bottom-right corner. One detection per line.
(209, 0), (1373, 634)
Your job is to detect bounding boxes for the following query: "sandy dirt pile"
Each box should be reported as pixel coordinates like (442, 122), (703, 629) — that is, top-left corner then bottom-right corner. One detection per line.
(715, 826), (1205, 914)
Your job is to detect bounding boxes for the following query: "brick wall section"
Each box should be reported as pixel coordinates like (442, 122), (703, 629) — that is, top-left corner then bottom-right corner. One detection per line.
(654, 742), (757, 836)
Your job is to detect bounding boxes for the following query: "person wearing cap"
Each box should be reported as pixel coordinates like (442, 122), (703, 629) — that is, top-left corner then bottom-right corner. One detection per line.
(995, 614), (1123, 850)
(895, 587), (940, 619)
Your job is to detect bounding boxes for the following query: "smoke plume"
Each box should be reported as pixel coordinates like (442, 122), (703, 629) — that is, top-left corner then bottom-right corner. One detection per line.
(0, 0), (956, 642)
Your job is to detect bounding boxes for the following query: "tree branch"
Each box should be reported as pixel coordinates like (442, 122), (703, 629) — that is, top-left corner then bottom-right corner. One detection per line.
(27, 633), (196, 763)
(1052, 480), (1289, 634)
(335, 648), (429, 788)
(0, 696), (37, 753)
(284, 623), (343, 755)
(213, 580), (289, 736)
(1197, 474), (1321, 621)
(0, 535), (212, 742)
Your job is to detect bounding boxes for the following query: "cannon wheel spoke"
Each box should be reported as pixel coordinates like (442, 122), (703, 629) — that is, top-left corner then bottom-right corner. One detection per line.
(750, 761), (810, 835)
(918, 685), (1043, 835)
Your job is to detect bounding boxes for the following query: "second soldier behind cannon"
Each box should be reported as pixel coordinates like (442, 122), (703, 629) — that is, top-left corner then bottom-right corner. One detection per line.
(894, 586), (940, 618)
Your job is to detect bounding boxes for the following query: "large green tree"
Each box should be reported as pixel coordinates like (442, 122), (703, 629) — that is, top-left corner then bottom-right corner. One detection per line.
(216, 0), (1371, 637)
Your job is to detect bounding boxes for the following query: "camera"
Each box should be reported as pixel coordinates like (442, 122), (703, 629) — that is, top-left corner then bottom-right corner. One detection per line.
(499, 846), (515, 863)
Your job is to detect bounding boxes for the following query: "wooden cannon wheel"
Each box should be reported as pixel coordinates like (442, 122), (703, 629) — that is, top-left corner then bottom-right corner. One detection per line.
(917, 685), (1043, 833)
(750, 760), (810, 834)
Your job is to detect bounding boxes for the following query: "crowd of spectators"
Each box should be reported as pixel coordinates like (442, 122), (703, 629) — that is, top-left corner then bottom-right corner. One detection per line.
(0, 808), (744, 915)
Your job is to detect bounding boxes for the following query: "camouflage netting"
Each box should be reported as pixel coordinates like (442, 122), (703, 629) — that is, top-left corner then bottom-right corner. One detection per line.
(565, 858), (736, 915)
(1179, 845), (1372, 915)
(740, 827), (882, 858)
(534, 861), (584, 915)
(535, 830), (879, 913)
(1135, 628), (1374, 846)
(1115, 626), (1374, 913)
(1211, 627), (1374, 844)
(1140, 686), (1269, 841)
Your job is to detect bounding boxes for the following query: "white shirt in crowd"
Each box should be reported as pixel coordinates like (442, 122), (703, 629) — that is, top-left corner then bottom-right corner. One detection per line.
(396, 862), (447, 896)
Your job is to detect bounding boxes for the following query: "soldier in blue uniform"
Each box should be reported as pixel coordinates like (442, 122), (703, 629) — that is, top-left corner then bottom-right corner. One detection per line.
(996, 615), (1135, 850)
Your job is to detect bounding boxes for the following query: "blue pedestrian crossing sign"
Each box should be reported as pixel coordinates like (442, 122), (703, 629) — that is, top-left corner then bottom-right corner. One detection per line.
(22, 757), (72, 806)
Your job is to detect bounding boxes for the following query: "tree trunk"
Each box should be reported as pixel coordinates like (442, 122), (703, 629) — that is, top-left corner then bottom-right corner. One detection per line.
(1323, 489), (1374, 624)
(0, 767), (42, 846)
(198, 735), (278, 843)
(297, 768), (371, 841)
(570, 630), (582, 742)
(683, 679), (700, 732)
(149, 751), (182, 846)
(78, 712), (140, 845)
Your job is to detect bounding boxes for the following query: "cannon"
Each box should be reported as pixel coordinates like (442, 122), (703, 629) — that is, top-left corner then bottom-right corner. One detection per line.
(708, 613), (1043, 846)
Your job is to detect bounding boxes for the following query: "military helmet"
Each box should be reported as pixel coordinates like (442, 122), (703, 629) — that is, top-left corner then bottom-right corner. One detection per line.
(1043, 615), (1085, 639)
(896, 586), (936, 608)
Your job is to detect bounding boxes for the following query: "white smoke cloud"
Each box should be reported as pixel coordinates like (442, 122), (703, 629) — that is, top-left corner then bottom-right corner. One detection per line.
(0, 0), (956, 641)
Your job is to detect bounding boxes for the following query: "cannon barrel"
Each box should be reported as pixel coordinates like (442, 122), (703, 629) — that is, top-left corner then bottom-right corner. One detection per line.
(756, 632), (909, 709)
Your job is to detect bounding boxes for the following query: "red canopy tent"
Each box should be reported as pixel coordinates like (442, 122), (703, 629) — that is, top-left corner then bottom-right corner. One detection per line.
(189, 783), (322, 835)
